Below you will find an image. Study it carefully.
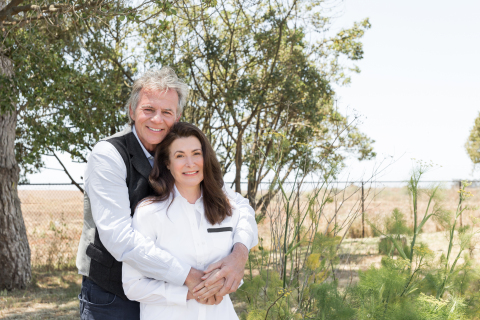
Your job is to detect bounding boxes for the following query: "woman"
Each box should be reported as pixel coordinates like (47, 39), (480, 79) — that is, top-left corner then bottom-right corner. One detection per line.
(122, 122), (240, 320)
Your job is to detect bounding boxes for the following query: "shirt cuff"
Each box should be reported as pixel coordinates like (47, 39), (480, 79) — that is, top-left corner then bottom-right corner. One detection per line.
(165, 283), (189, 307)
(164, 259), (191, 286)
(233, 230), (258, 251)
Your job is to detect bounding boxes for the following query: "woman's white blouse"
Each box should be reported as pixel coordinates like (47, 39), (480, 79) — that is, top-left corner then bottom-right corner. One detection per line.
(122, 187), (241, 320)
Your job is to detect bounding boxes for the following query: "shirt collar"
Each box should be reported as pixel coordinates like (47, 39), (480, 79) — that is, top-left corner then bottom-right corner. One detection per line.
(132, 125), (154, 167)
(173, 184), (203, 205)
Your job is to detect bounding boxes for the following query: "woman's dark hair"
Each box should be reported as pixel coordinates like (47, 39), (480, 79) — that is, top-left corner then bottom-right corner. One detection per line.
(148, 122), (232, 225)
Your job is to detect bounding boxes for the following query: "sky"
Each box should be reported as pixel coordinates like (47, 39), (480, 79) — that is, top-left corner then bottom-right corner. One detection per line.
(25, 0), (480, 186)
(331, 0), (480, 182)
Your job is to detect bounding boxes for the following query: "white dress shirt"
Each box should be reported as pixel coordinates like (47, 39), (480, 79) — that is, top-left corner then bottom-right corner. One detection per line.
(123, 186), (241, 320)
(81, 125), (258, 286)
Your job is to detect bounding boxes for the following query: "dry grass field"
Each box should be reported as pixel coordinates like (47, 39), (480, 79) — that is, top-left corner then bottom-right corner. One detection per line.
(19, 190), (84, 268)
(3, 185), (480, 319)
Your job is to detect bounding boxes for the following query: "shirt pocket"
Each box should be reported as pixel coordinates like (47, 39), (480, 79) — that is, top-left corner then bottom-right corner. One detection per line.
(206, 225), (234, 259)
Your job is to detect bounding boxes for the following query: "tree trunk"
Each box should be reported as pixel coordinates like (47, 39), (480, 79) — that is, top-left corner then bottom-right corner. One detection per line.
(0, 26), (32, 290)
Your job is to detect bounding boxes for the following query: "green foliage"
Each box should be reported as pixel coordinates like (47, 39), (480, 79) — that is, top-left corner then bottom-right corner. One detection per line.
(350, 260), (469, 320)
(377, 208), (412, 256)
(4, 24), (131, 179)
(386, 208), (413, 236)
(465, 113), (480, 165)
(3, 0), (375, 191)
(310, 282), (355, 319)
(309, 233), (341, 272)
(234, 271), (283, 309)
(234, 164), (480, 319)
(0, 1), (160, 181)
(125, 0), (375, 207)
(234, 271), (293, 320)
(353, 169), (480, 319)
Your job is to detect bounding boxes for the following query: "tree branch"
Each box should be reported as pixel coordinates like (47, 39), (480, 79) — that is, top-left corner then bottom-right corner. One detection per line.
(0, 0), (103, 25)
(48, 148), (84, 193)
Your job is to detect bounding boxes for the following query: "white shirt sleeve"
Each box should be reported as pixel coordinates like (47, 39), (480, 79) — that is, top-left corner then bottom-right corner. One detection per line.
(85, 141), (190, 286)
(122, 205), (188, 306)
(224, 185), (259, 250)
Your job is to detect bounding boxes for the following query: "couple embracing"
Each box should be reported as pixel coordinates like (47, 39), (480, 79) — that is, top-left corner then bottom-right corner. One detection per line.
(76, 67), (258, 320)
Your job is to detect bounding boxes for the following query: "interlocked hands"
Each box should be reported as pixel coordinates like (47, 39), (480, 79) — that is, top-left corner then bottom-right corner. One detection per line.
(184, 243), (249, 305)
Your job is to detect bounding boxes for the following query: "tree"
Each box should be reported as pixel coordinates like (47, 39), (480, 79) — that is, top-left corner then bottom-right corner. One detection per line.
(466, 114), (480, 166)
(1, 0), (374, 290)
(0, 0), (176, 290)
(141, 0), (375, 217)
(0, 0), (31, 289)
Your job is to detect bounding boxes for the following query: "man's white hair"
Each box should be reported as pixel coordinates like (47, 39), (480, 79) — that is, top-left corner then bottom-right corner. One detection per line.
(126, 67), (189, 124)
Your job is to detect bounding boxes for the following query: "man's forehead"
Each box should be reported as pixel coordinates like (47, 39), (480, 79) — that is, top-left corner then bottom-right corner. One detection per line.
(138, 88), (179, 110)
(141, 87), (176, 98)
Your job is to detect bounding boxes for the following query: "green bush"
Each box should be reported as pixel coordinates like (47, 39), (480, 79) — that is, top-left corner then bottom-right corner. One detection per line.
(236, 161), (480, 319)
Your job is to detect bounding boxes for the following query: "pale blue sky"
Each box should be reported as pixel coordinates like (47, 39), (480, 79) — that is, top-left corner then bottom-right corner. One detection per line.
(27, 0), (480, 185)
(332, 0), (480, 182)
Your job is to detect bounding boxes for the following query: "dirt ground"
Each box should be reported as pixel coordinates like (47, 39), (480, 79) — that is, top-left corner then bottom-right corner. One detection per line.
(0, 268), (81, 319)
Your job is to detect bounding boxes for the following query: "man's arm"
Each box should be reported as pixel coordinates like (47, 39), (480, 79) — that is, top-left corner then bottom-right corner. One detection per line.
(123, 261), (224, 306)
(123, 261), (189, 306)
(86, 141), (190, 285)
(193, 187), (258, 299)
(193, 243), (248, 299)
(224, 186), (259, 250)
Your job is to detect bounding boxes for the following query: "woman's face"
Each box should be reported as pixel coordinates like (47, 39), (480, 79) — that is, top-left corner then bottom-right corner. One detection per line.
(167, 136), (204, 190)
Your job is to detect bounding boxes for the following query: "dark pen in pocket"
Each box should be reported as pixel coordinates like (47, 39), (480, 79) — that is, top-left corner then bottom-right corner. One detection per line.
(207, 227), (233, 233)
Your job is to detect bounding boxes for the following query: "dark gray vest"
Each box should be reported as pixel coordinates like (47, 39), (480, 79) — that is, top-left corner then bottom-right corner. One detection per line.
(85, 131), (154, 300)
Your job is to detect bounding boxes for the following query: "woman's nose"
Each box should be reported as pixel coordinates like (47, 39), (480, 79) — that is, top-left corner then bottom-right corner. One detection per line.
(185, 157), (194, 166)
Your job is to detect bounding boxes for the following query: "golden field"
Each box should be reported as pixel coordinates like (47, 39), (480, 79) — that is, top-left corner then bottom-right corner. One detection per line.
(18, 184), (480, 270)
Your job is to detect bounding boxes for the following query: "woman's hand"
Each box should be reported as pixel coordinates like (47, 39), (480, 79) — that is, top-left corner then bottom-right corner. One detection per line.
(192, 269), (225, 304)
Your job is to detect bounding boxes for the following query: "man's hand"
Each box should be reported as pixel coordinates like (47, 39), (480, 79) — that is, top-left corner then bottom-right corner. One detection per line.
(194, 243), (248, 298)
(191, 269), (225, 301)
(185, 267), (224, 305)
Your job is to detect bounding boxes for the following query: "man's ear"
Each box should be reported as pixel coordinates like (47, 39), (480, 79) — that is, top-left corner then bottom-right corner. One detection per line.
(175, 113), (182, 123)
(129, 105), (135, 121)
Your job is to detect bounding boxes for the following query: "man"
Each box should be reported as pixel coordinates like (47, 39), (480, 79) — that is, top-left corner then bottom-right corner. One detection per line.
(76, 67), (258, 319)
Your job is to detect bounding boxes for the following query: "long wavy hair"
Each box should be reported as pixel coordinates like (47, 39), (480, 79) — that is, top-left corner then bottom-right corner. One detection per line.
(148, 122), (232, 225)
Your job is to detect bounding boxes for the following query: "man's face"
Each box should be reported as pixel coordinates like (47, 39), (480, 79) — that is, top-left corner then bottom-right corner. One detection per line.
(130, 88), (180, 152)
